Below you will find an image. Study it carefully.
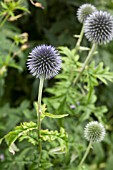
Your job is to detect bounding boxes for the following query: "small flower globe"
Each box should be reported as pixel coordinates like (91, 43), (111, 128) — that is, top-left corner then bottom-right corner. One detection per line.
(77, 4), (96, 23)
(84, 11), (113, 44)
(27, 45), (61, 79)
(84, 121), (106, 143)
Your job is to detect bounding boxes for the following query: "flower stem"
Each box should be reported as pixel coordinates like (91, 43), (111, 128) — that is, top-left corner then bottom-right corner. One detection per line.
(79, 141), (92, 167)
(0, 14), (9, 28)
(37, 76), (44, 162)
(76, 26), (84, 50)
(73, 43), (97, 85)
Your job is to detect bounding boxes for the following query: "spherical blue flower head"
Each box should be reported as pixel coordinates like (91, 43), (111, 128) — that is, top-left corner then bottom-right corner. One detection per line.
(77, 4), (97, 23)
(27, 45), (61, 79)
(84, 11), (113, 44)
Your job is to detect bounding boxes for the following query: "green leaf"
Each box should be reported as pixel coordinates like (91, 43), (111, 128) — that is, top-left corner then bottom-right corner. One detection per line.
(49, 146), (66, 154)
(1, 2), (8, 9)
(5, 55), (11, 64)
(34, 102), (47, 114)
(8, 62), (23, 71)
(9, 143), (19, 155)
(0, 121), (37, 154)
(58, 46), (76, 58)
(79, 46), (90, 51)
(0, 137), (4, 144)
(34, 103), (68, 120)
(43, 112), (68, 119)
(19, 131), (38, 146)
(41, 128), (68, 154)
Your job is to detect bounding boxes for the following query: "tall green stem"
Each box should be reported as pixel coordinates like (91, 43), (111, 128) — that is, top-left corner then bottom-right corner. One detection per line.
(79, 141), (92, 167)
(73, 43), (97, 85)
(76, 26), (84, 50)
(37, 76), (44, 159)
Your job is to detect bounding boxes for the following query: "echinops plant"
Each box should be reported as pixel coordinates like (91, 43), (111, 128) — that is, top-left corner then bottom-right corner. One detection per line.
(0, 2), (113, 170)
(27, 44), (62, 163)
(79, 121), (106, 168)
(74, 9), (113, 84)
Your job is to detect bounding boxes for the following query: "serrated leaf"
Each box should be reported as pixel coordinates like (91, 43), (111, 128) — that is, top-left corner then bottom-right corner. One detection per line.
(19, 134), (37, 145)
(41, 128), (68, 153)
(1, 122), (37, 154)
(34, 103), (68, 120)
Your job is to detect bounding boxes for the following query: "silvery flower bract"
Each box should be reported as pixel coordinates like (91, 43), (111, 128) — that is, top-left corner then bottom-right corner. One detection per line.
(77, 4), (96, 23)
(27, 45), (61, 79)
(84, 121), (106, 143)
(84, 11), (113, 44)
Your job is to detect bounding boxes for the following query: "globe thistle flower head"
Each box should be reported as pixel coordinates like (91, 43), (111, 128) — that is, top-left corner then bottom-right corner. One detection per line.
(77, 4), (97, 23)
(84, 11), (113, 44)
(27, 45), (61, 79)
(84, 121), (106, 143)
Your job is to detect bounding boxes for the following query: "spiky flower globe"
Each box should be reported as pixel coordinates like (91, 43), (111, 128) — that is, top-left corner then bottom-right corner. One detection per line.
(84, 11), (113, 44)
(27, 45), (61, 79)
(77, 4), (96, 23)
(84, 121), (106, 143)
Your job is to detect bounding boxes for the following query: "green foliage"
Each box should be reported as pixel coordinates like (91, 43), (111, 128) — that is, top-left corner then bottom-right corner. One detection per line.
(0, 0), (29, 17)
(41, 127), (68, 154)
(0, 122), (37, 154)
(44, 47), (112, 123)
(0, 121), (68, 156)
(0, 23), (28, 102)
(34, 102), (68, 120)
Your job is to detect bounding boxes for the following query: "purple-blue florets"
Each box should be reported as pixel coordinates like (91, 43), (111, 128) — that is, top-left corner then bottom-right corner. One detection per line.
(27, 45), (61, 79)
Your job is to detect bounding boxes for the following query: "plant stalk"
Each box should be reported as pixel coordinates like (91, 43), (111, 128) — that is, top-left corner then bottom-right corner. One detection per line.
(0, 14), (9, 28)
(73, 43), (97, 85)
(79, 141), (92, 167)
(37, 76), (44, 161)
(76, 26), (84, 50)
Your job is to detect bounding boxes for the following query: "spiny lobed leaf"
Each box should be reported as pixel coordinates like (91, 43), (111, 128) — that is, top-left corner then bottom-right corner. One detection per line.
(0, 121), (37, 154)
(41, 127), (68, 153)
(34, 102), (68, 120)
(0, 122), (68, 154)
